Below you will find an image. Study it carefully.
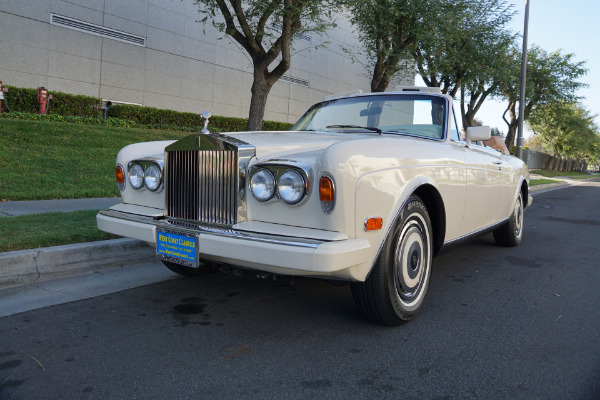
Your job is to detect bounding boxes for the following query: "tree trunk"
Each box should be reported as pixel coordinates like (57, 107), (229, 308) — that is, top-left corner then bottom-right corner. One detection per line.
(371, 57), (394, 93)
(247, 64), (278, 131)
(371, 73), (392, 93)
(504, 123), (518, 153)
(503, 102), (519, 153)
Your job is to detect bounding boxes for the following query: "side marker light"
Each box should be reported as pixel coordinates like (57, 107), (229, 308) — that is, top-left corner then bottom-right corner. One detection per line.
(365, 217), (383, 231)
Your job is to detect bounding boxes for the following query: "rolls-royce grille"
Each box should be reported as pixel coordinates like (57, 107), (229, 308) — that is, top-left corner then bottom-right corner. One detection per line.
(166, 150), (238, 225)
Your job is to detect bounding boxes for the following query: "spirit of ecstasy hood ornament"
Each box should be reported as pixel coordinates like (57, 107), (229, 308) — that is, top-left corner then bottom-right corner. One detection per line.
(200, 110), (214, 134)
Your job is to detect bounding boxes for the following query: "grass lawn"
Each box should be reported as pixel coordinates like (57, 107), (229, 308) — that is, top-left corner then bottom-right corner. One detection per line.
(530, 169), (593, 179)
(0, 209), (119, 252)
(0, 118), (190, 201)
(530, 178), (562, 186)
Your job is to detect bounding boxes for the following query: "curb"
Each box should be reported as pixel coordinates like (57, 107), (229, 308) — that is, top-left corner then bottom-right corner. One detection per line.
(0, 238), (156, 290)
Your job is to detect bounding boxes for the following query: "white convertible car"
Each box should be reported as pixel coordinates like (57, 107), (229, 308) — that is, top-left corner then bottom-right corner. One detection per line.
(97, 87), (531, 325)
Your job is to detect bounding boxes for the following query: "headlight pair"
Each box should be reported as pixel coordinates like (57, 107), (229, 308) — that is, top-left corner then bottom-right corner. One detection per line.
(250, 167), (307, 205)
(128, 161), (163, 192)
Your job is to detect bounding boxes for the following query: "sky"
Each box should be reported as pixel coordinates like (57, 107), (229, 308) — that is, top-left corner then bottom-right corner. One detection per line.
(475, 0), (600, 137)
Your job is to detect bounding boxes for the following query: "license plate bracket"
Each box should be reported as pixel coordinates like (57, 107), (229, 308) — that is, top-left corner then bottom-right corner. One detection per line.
(156, 229), (198, 268)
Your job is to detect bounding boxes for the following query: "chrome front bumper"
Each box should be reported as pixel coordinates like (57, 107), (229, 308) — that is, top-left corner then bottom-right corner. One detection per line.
(97, 207), (372, 281)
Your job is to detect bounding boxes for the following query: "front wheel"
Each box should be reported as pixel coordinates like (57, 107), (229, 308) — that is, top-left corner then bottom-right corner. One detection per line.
(352, 196), (433, 326)
(493, 191), (524, 247)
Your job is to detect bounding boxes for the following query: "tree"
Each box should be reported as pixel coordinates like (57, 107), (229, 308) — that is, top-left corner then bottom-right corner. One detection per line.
(194, 0), (337, 130)
(459, 26), (515, 131)
(344, 0), (515, 104)
(527, 101), (600, 161)
(497, 45), (588, 152)
(491, 127), (504, 137)
(411, 0), (515, 99)
(343, 0), (432, 92)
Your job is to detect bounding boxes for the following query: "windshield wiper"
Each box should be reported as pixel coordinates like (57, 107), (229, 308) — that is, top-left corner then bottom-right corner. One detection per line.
(326, 125), (382, 134)
(384, 129), (410, 133)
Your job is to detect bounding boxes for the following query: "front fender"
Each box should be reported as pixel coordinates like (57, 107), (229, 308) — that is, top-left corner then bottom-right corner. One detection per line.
(117, 140), (175, 209)
(353, 170), (436, 280)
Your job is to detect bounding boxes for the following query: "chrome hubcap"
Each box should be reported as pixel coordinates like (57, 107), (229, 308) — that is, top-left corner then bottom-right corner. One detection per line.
(514, 195), (523, 237)
(393, 216), (430, 305)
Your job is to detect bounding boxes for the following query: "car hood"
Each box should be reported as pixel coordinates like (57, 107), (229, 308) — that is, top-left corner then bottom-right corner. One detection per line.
(225, 130), (373, 161)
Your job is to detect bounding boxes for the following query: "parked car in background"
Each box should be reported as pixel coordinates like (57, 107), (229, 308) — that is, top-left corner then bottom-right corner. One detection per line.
(97, 87), (532, 325)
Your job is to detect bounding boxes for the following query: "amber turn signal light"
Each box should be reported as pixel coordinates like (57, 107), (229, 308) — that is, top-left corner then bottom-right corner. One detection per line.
(116, 165), (125, 183)
(365, 217), (383, 231)
(116, 164), (126, 191)
(319, 176), (334, 201)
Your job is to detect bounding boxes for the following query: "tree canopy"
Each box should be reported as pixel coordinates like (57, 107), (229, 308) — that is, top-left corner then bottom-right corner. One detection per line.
(527, 101), (600, 161)
(411, 0), (515, 98)
(345, 0), (517, 132)
(343, 0), (430, 92)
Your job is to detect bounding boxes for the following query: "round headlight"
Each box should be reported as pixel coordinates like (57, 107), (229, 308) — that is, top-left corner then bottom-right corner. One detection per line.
(250, 169), (275, 202)
(144, 164), (162, 191)
(128, 163), (144, 190)
(277, 170), (306, 204)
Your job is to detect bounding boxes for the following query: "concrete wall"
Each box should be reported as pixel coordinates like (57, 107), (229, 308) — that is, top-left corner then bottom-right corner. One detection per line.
(523, 149), (550, 170)
(0, 0), (412, 123)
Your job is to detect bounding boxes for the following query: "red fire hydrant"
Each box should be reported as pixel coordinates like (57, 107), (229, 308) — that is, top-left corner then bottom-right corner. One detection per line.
(37, 87), (49, 114)
(0, 81), (6, 116)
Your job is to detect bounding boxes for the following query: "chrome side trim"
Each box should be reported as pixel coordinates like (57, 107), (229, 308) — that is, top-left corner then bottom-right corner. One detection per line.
(99, 209), (322, 249)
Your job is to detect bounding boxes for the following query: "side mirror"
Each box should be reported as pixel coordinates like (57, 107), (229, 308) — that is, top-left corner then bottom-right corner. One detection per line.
(466, 126), (491, 146)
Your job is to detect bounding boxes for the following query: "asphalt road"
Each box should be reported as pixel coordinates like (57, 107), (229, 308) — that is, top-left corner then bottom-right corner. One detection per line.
(1, 182), (599, 400)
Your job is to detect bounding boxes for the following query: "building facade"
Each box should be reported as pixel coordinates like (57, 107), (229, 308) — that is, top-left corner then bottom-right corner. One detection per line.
(0, 0), (412, 123)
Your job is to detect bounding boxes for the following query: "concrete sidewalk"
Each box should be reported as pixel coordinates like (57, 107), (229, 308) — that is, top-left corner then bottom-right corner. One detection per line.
(0, 197), (120, 217)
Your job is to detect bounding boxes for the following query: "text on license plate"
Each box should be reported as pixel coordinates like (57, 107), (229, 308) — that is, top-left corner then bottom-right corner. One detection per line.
(156, 230), (197, 267)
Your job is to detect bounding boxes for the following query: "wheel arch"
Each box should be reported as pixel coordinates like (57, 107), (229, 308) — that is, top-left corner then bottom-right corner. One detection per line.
(520, 179), (529, 209)
(413, 184), (446, 256)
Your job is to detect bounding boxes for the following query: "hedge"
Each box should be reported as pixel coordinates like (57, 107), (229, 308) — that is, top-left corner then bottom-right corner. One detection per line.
(0, 111), (139, 127)
(0, 84), (294, 132)
(107, 104), (293, 132)
(1, 86), (102, 117)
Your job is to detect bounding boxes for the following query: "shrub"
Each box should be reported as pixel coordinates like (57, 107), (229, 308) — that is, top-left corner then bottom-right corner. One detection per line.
(1, 86), (102, 117)
(0, 112), (139, 127)
(107, 104), (293, 132)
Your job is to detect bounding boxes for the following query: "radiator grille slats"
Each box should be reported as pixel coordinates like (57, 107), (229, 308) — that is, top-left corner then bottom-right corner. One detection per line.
(166, 149), (237, 226)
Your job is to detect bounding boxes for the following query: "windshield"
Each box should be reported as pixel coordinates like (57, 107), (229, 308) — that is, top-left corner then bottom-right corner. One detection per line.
(291, 94), (447, 139)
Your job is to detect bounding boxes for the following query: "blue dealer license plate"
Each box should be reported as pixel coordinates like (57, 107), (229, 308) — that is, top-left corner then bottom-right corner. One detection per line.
(156, 230), (198, 268)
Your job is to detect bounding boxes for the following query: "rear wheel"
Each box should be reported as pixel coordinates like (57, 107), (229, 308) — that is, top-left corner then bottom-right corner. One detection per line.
(493, 191), (524, 247)
(161, 260), (214, 277)
(352, 196), (433, 326)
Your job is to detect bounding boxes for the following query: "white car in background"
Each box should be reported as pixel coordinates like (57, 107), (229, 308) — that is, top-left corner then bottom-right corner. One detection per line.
(98, 87), (531, 325)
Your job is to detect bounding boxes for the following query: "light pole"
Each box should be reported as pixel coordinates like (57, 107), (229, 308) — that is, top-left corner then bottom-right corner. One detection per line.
(517, 0), (530, 159)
